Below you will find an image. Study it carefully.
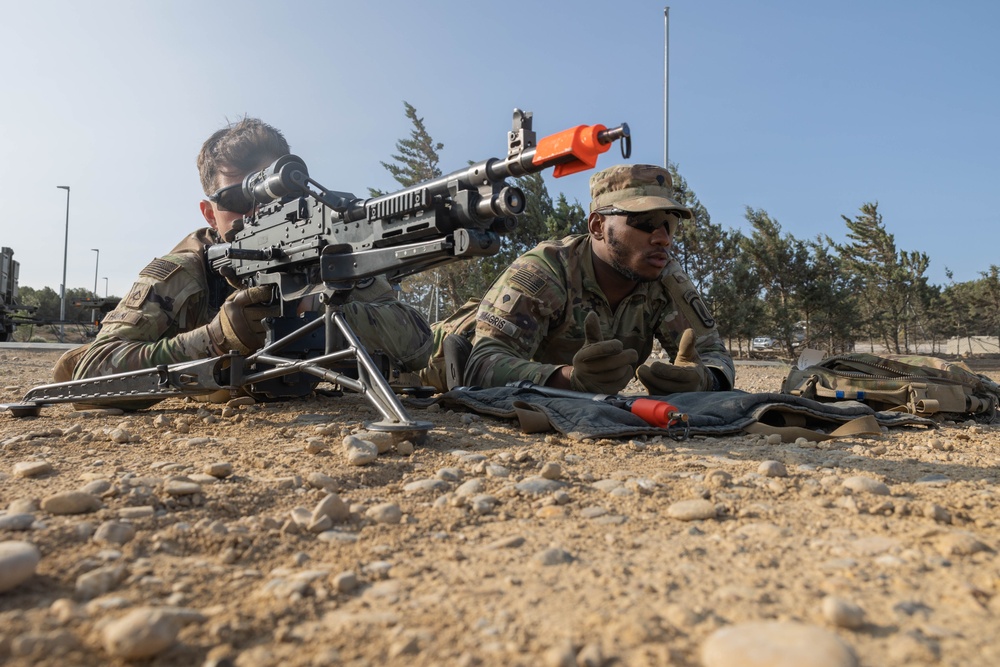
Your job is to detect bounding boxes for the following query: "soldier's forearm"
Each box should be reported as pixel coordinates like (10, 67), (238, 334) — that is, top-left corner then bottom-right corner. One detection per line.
(72, 328), (217, 379)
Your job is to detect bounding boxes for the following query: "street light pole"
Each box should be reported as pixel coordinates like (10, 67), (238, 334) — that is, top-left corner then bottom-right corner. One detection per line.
(57, 185), (70, 339)
(103, 277), (109, 297)
(91, 249), (99, 297)
(90, 248), (100, 327)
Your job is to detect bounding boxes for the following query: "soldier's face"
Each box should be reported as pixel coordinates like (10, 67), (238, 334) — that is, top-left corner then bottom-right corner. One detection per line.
(199, 157), (280, 241)
(594, 211), (674, 283)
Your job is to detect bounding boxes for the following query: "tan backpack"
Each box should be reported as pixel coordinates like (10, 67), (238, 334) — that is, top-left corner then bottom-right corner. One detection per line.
(781, 353), (1000, 420)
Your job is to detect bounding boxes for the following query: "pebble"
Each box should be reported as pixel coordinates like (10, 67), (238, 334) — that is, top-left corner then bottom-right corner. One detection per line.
(366, 502), (403, 524)
(667, 499), (717, 521)
(313, 493), (350, 523)
(915, 473), (950, 486)
(306, 472), (338, 492)
(102, 607), (204, 659)
(41, 491), (101, 515)
(923, 503), (952, 524)
(702, 621), (858, 667)
(483, 535), (525, 550)
(515, 477), (564, 495)
(164, 479), (202, 496)
(205, 462), (233, 478)
(0, 513), (35, 531)
(593, 479), (623, 493)
(93, 521), (137, 546)
(80, 479), (112, 495)
(334, 571), (358, 593)
(822, 596), (866, 628)
(706, 470), (733, 488)
(436, 467), (463, 482)
(842, 476), (891, 496)
(304, 437), (327, 454)
(13, 460), (53, 478)
(934, 530), (989, 556)
(540, 462), (562, 480)
(471, 494), (498, 514)
(343, 436), (378, 466)
(118, 506), (155, 520)
(396, 440), (414, 456)
(486, 464), (509, 478)
(353, 430), (396, 454)
(455, 478), (486, 497)
(76, 563), (127, 599)
(758, 460), (788, 478)
(765, 434), (782, 445)
(403, 478), (450, 494)
(8, 498), (39, 513)
(534, 547), (574, 566)
(0, 540), (41, 592)
(109, 428), (131, 443)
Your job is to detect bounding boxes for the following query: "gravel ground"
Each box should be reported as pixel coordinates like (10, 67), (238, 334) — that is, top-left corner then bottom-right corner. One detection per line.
(1, 350), (998, 667)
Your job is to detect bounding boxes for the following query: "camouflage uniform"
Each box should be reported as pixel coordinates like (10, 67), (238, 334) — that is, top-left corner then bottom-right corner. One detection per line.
(56, 228), (431, 384)
(422, 235), (734, 391)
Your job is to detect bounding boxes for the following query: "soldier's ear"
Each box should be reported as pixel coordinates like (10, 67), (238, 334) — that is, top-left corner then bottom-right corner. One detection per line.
(587, 211), (605, 240)
(200, 199), (219, 231)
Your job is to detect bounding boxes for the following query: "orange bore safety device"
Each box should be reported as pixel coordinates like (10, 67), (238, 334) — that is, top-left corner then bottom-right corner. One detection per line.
(505, 381), (687, 430)
(532, 123), (632, 178)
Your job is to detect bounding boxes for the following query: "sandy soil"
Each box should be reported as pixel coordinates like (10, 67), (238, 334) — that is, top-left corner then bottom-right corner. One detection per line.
(1, 349), (998, 667)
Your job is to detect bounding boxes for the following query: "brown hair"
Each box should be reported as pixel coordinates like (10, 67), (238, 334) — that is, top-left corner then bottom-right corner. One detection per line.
(197, 117), (290, 194)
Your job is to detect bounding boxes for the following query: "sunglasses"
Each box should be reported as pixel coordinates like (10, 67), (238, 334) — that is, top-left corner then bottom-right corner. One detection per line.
(207, 183), (254, 215)
(597, 208), (681, 234)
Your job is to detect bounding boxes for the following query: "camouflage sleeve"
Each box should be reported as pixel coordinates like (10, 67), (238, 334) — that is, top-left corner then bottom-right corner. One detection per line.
(342, 276), (432, 372)
(71, 254), (215, 379)
(465, 257), (567, 388)
(655, 262), (736, 390)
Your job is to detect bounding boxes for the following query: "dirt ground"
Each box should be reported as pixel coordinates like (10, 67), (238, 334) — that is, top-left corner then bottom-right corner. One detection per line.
(1, 349), (998, 667)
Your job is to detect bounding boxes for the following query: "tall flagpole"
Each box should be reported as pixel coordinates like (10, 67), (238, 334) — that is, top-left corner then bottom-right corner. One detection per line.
(663, 6), (670, 170)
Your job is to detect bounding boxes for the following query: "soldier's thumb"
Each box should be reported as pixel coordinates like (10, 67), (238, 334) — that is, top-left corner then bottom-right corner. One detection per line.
(582, 311), (603, 346)
(674, 328), (702, 365)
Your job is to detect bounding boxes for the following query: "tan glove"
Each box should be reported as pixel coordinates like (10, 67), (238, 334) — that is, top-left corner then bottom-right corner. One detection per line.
(569, 312), (638, 394)
(637, 328), (715, 394)
(207, 286), (279, 355)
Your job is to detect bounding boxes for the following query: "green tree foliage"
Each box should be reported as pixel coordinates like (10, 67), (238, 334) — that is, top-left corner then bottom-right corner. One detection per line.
(741, 208), (812, 354)
(831, 202), (930, 353)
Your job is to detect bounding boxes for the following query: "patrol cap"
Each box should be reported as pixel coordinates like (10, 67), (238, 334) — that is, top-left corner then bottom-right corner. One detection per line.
(589, 164), (692, 218)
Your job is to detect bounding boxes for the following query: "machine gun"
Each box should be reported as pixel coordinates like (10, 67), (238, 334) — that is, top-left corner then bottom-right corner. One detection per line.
(4, 110), (631, 433)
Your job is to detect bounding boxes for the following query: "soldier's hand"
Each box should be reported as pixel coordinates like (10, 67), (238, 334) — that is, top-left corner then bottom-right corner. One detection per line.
(637, 328), (714, 394)
(207, 286), (279, 355)
(569, 312), (638, 394)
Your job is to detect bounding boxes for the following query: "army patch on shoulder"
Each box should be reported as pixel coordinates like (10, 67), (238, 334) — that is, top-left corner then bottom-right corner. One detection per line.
(477, 310), (521, 338)
(509, 268), (546, 296)
(139, 258), (182, 281)
(122, 282), (152, 309)
(101, 310), (144, 326)
(683, 289), (716, 329)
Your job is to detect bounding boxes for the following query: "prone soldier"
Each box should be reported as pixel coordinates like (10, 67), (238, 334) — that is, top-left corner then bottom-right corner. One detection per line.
(54, 118), (432, 403)
(421, 163), (735, 396)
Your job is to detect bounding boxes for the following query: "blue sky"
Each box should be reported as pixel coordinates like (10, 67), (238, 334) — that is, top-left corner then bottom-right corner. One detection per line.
(2, 0), (997, 298)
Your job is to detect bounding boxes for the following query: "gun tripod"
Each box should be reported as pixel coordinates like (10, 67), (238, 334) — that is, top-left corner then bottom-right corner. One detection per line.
(2, 299), (434, 435)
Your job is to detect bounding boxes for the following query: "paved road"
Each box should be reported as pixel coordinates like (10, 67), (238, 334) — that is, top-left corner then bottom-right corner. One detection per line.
(0, 342), (77, 351)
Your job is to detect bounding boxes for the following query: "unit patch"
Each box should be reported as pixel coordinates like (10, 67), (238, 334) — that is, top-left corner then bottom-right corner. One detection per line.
(477, 310), (521, 338)
(509, 268), (546, 296)
(139, 258), (182, 281)
(683, 289), (716, 329)
(122, 283), (152, 309)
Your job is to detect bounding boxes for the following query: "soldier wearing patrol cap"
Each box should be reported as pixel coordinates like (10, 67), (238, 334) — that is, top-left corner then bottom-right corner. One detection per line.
(53, 118), (432, 404)
(421, 163), (734, 395)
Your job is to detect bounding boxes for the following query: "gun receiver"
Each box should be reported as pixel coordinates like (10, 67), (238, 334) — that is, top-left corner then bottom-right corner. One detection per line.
(208, 109), (630, 299)
(6, 110), (631, 432)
